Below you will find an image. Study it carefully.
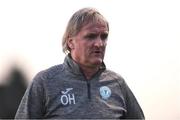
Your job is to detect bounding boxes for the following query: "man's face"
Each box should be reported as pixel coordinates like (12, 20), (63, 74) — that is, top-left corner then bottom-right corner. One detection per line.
(69, 22), (108, 68)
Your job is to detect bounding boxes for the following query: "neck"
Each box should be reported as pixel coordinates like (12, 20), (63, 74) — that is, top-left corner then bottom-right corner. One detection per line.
(69, 53), (101, 80)
(80, 64), (100, 80)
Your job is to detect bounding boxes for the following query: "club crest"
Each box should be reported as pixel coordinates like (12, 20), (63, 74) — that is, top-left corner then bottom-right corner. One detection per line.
(99, 86), (111, 100)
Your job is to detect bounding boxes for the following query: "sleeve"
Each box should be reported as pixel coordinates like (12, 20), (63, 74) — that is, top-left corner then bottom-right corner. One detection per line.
(15, 71), (46, 119)
(120, 79), (145, 119)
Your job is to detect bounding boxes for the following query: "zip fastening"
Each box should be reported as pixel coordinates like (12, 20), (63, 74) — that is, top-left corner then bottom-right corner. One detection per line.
(85, 70), (103, 100)
(87, 80), (91, 100)
(81, 72), (91, 100)
(80, 67), (103, 100)
(80, 68), (93, 100)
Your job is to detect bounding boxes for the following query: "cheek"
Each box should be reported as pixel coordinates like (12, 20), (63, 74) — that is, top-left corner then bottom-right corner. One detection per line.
(103, 42), (107, 49)
(104, 40), (107, 46)
(81, 41), (92, 51)
(75, 42), (89, 55)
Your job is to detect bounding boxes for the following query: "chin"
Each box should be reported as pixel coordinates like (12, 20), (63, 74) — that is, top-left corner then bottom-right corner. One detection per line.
(92, 58), (103, 66)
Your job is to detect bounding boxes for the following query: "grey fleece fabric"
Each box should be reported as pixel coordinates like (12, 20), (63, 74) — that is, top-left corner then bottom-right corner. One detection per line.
(15, 55), (145, 119)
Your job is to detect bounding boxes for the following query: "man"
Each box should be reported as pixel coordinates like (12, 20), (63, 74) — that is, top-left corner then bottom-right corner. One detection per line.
(15, 7), (145, 119)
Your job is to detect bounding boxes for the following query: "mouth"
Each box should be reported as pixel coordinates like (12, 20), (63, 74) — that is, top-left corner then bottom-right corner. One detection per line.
(92, 50), (104, 56)
(94, 50), (101, 53)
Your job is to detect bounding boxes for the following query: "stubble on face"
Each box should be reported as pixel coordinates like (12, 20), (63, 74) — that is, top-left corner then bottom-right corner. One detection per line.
(70, 22), (108, 69)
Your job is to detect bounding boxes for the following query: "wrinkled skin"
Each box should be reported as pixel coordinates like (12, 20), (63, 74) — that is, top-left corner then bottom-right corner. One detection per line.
(68, 22), (108, 79)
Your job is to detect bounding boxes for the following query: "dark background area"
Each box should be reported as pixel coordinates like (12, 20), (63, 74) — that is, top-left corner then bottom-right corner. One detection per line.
(0, 67), (27, 119)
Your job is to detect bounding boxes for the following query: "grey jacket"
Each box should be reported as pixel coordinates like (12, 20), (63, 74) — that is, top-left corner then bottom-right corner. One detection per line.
(15, 55), (145, 119)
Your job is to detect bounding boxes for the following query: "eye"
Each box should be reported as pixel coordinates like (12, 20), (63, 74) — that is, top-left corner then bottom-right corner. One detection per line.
(100, 33), (108, 41)
(85, 33), (98, 40)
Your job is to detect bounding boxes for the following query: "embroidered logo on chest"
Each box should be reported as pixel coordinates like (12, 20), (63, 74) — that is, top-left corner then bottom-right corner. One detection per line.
(99, 86), (111, 100)
(60, 88), (76, 105)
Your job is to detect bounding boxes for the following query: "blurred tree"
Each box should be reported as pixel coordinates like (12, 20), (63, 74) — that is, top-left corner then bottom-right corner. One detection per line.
(0, 67), (27, 119)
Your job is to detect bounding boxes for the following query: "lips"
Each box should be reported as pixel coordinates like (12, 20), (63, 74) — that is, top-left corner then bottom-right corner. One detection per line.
(92, 50), (104, 57)
(94, 50), (101, 53)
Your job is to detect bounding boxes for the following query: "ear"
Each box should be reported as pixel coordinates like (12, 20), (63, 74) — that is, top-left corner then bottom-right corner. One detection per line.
(67, 37), (75, 50)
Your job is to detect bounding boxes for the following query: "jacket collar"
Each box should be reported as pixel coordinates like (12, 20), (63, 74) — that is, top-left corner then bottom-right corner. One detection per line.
(63, 54), (106, 76)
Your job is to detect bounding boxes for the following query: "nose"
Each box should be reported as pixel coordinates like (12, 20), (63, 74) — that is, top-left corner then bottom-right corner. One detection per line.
(94, 37), (105, 47)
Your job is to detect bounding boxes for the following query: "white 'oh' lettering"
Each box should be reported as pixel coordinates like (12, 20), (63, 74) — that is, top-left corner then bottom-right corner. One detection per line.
(60, 88), (76, 105)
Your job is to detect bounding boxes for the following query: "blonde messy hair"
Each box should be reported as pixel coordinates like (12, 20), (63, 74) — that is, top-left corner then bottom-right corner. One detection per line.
(62, 7), (109, 54)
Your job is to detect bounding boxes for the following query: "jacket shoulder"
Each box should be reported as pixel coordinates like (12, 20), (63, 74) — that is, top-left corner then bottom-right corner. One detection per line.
(33, 64), (64, 82)
(101, 69), (125, 84)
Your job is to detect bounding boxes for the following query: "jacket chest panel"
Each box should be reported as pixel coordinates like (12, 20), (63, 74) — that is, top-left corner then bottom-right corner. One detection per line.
(44, 79), (126, 118)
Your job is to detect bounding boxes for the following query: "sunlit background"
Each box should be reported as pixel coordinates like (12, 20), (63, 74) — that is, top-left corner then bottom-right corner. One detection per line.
(0, 0), (180, 119)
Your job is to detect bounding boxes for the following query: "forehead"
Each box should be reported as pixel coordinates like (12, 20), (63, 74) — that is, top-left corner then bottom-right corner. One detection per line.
(80, 22), (108, 33)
